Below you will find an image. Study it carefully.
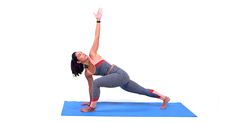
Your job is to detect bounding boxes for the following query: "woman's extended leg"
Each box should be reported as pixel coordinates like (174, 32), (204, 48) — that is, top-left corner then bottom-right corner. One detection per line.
(120, 80), (170, 109)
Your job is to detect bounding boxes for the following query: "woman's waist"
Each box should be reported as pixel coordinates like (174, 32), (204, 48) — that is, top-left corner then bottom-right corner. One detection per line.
(106, 64), (116, 75)
(94, 60), (112, 75)
(95, 64), (119, 75)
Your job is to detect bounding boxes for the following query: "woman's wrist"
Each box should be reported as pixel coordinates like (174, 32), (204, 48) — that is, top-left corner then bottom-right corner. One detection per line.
(96, 19), (101, 23)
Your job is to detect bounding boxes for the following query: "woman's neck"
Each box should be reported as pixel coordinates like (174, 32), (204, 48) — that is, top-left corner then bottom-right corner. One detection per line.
(83, 60), (90, 66)
(83, 57), (93, 66)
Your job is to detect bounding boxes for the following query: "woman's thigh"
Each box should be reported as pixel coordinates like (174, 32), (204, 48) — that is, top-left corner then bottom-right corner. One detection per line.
(93, 70), (129, 88)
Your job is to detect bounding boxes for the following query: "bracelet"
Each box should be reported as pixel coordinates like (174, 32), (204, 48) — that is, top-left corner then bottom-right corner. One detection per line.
(97, 20), (101, 23)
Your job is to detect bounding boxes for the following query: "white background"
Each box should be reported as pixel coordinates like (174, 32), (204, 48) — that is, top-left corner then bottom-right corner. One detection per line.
(0, 0), (234, 123)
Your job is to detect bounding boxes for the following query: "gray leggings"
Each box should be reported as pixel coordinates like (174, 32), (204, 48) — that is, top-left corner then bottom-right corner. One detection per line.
(92, 66), (160, 101)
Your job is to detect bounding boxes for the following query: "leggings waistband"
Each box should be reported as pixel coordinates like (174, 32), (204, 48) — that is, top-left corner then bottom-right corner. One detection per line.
(106, 64), (115, 75)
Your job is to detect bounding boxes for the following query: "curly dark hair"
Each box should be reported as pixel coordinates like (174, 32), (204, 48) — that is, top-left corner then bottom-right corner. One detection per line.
(71, 52), (84, 77)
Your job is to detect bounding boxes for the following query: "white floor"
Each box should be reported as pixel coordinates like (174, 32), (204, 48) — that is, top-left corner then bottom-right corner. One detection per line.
(1, 0), (234, 123)
(0, 68), (232, 123)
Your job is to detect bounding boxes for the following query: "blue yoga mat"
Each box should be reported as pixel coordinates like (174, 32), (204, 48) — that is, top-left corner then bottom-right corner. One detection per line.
(61, 101), (196, 117)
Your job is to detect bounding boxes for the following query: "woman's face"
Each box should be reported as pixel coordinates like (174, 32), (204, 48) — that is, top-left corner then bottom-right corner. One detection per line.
(75, 51), (88, 63)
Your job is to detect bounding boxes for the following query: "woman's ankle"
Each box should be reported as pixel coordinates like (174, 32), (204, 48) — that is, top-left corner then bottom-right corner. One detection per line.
(90, 101), (97, 108)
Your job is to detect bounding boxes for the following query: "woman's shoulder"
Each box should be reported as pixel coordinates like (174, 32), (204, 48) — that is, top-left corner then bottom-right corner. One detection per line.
(89, 55), (104, 65)
(89, 53), (102, 61)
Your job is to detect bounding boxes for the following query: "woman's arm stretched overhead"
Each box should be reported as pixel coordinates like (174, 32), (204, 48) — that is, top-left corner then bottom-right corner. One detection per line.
(89, 8), (103, 60)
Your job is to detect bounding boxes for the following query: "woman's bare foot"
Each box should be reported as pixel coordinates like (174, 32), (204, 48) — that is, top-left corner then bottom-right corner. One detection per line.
(160, 96), (170, 109)
(80, 106), (95, 112)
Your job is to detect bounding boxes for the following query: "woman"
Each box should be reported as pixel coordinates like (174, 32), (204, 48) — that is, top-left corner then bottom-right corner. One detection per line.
(71, 8), (170, 112)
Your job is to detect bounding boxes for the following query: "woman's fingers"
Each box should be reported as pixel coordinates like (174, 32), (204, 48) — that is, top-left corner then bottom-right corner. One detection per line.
(81, 102), (90, 106)
(94, 8), (103, 20)
(98, 8), (103, 14)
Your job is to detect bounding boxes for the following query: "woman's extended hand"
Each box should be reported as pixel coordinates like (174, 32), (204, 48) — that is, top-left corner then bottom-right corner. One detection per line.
(94, 8), (103, 21)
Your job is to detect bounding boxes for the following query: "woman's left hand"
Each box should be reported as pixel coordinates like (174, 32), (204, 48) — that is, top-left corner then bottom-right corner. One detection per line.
(94, 8), (103, 21)
(80, 106), (95, 112)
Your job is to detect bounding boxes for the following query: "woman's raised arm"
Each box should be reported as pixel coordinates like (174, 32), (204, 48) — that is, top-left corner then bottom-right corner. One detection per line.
(89, 8), (103, 58)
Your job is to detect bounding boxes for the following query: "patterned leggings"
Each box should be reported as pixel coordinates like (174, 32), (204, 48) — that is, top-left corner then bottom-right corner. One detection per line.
(92, 66), (160, 101)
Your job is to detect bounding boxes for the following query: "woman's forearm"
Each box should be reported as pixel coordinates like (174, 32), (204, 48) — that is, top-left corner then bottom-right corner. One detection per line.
(91, 22), (100, 54)
(95, 22), (100, 38)
(85, 71), (93, 103)
(90, 8), (102, 56)
(89, 86), (92, 102)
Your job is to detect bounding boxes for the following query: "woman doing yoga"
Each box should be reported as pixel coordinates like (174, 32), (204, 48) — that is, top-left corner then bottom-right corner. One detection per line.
(71, 8), (170, 112)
